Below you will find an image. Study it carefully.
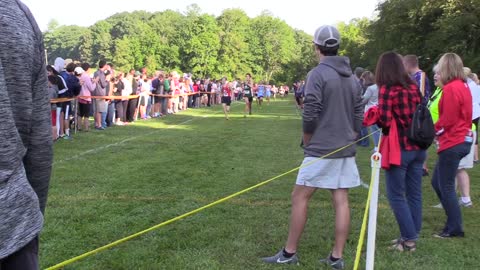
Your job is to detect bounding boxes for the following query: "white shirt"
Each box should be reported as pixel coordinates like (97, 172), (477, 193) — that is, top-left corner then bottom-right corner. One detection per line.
(467, 79), (480, 120)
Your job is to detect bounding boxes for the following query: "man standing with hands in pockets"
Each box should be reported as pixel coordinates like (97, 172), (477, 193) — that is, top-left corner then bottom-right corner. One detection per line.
(262, 25), (363, 270)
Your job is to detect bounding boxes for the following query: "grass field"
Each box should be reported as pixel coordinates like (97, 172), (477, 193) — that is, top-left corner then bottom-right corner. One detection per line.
(41, 98), (480, 270)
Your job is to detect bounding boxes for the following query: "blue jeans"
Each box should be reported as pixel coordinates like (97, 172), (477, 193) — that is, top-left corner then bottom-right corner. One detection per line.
(385, 150), (426, 241)
(358, 126), (370, 147)
(431, 142), (471, 234)
(106, 102), (115, 126)
(101, 112), (107, 128)
(369, 125), (381, 148)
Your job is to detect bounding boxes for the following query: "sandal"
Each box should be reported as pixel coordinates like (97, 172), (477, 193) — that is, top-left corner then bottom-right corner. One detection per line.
(389, 240), (416, 252)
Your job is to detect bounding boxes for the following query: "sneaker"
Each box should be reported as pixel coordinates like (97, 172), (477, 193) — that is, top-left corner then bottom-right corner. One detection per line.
(62, 135), (71, 140)
(95, 127), (105, 131)
(319, 254), (345, 270)
(458, 198), (473, 208)
(261, 249), (299, 265)
(432, 203), (443, 209)
(433, 231), (465, 239)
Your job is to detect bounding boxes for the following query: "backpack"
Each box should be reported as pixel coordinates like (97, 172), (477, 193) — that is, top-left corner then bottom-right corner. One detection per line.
(407, 100), (436, 149)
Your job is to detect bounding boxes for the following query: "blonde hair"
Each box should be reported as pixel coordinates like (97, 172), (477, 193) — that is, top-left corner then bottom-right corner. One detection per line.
(361, 71), (375, 85)
(437, 53), (466, 85)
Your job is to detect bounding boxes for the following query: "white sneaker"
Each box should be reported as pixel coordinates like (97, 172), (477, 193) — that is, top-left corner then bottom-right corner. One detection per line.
(459, 198), (473, 208)
(432, 203), (443, 209)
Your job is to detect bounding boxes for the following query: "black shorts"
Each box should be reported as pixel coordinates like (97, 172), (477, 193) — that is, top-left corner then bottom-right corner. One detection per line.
(221, 96), (232, 106)
(78, 102), (91, 117)
(60, 101), (71, 115)
(244, 96), (253, 103)
(154, 96), (163, 104)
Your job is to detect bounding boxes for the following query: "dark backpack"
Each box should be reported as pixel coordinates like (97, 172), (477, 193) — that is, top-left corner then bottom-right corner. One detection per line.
(407, 101), (435, 149)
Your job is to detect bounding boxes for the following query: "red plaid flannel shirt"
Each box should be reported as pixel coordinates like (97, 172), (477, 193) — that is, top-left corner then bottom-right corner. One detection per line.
(378, 84), (421, 151)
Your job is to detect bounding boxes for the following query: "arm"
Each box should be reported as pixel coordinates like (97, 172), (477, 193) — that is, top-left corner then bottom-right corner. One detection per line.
(24, 40), (53, 214)
(377, 85), (393, 131)
(435, 86), (457, 135)
(354, 83), (364, 134)
(84, 75), (96, 93)
(362, 86), (373, 105)
(302, 71), (323, 145)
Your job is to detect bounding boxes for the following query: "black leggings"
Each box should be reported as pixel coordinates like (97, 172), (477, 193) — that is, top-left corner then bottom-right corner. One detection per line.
(127, 98), (138, 122)
(115, 100), (129, 122)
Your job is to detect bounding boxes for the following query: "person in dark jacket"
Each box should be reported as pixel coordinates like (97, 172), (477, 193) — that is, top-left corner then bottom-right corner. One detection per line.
(0, 1), (53, 269)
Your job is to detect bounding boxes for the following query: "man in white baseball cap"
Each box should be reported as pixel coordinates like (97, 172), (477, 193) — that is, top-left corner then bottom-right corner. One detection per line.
(262, 25), (363, 270)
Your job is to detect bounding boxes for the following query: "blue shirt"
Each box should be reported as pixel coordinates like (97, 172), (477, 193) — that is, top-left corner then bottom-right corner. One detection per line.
(412, 70), (431, 102)
(258, 85), (265, 96)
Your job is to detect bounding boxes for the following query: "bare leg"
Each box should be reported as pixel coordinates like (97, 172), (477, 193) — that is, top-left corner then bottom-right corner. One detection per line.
(223, 103), (229, 119)
(59, 112), (65, 136)
(284, 185), (317, 253)
(83, 118), (89, 131)
(96, 112), (101, 128)
(474, 144), (478, 161)
(330, 188), (350, 259)
(456, 169), (470, 199)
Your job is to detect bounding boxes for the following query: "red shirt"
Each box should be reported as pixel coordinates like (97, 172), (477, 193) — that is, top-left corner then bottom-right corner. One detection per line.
(377, 84), (421, 151)
(435, 79), (473, 152)
(222, 85), (231, 97)
(193, 84), (199, 92)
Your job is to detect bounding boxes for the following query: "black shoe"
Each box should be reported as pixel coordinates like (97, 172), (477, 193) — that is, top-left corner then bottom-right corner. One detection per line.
(433, 231), (464, 239)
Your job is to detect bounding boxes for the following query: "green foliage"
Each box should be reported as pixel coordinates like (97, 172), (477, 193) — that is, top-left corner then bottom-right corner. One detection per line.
(43, 25), (89, 62)
(338, 0), (480, 73)
(43, 8), (314, 85)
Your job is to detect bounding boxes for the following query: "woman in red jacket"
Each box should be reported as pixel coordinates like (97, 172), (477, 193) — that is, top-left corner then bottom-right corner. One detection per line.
(375, 52), (425, 251)
(431, 53), (473, 238)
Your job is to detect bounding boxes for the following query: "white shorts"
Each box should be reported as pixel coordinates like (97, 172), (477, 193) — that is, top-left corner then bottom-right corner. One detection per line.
(296, 157), (361, 189)
(459, 132), (476, 169)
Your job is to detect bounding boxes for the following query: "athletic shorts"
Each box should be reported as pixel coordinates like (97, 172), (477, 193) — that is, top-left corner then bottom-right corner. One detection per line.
(266, 92), (271, 97)
(94, 99), (107, 113)
(296, 157), (361, 189)
(244, 96), (253, 103)
(258, 95), (264, 99)
(154, 96), (163, 104)
(459, 132), (476, 169)
(60, 101), (71, 115)
(221, 96), (232, 106)
(78, 102), (91, 118)
(139, 95), (148, 106)
(51, 110), (56, 126)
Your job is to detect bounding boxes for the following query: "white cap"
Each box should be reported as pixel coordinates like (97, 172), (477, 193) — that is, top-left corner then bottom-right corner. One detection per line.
(313, 25), (341, 47)
(74, 66), (84, 75)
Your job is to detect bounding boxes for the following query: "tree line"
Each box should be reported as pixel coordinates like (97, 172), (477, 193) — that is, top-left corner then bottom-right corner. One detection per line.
(44, 1), (480, 84)
(44, 4), (316, 84)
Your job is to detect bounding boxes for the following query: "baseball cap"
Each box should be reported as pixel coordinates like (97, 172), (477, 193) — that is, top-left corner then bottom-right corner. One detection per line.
(313, 25), (341, 47)
(74, 66), (84, 75)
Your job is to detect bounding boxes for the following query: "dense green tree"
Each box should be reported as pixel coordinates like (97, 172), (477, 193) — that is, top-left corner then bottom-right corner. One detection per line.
(248, 11), (296, 83)
(216, 9), (251, 79)
(43, 25), (88, 63)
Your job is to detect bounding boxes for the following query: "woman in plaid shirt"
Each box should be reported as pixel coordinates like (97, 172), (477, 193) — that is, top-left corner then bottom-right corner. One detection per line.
(375, 52), (425, 252)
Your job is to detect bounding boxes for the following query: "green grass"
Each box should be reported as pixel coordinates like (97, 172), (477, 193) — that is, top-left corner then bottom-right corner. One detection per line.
(41, 98), (480, 270)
